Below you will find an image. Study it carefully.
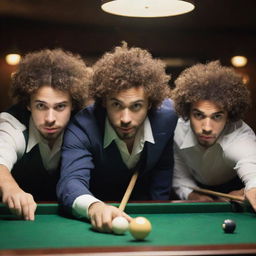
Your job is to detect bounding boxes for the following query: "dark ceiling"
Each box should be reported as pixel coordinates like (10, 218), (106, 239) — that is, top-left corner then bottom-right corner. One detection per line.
(1, 0), (256, 63)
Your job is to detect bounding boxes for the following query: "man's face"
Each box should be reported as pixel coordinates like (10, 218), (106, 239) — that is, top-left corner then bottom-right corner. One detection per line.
(28, 85), (72, 147)
(105, 87), (150, 145)
(190, 100), (228, 148)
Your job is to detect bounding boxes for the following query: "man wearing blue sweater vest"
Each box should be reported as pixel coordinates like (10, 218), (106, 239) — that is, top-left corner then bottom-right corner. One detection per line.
(57, 43), (177, 233)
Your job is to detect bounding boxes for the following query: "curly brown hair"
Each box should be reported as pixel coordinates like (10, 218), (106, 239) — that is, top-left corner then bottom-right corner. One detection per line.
(90, 42), (170, 109)
(171, 60), (251, 121)
(11, 48), (92, 111)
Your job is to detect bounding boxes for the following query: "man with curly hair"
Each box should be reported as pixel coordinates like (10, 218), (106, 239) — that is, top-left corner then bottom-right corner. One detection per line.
(171, 60), (256, 211)
(57, 43), (177, 233)
(0, 49), (91, 220)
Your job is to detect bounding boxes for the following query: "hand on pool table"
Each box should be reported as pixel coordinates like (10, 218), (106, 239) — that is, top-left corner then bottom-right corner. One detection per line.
(0, 165), (37, 220)
(2, 187), (37, 220)
(188, 191), (215, 201)
(88, 202), (132, 233)
(228, 188), (245, 198)
(245, 187), (256, 212)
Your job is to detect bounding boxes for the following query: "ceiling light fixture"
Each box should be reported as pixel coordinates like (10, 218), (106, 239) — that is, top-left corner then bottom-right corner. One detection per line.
(101, 0), (195, 18)
(5, 53), (21, 66)
(231, 56), (248, 68)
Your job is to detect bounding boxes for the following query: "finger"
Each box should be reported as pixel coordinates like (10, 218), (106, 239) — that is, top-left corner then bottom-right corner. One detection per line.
(20, 198), (30, 220)
(10, 197), (22, 217)
(101, 210), (113, 233)
(27, 199), (37, 221)
(94, 213), (103, 232)
(121, 211), (132, 222)
(90, 217), (97, 230)
(6, 197), (16, 215)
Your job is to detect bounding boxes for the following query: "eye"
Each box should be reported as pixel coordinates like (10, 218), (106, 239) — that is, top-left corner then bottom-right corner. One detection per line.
(212, 114), (224, 121)
(55, 103), (67, 111)
(131, 103), (142, 111)
(193, 112), (204, 120)
(35, 103), (47, 110)
(111, 101), (122, 109)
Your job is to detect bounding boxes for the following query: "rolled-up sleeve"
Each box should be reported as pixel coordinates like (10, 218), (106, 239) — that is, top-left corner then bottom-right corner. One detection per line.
(172, 143), (198, 200)
(226, 136), (256, 191)
(0, 113), (26, 171)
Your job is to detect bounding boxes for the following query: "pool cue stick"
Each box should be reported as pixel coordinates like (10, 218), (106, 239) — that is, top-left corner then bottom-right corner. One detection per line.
(119, 171), (139, 212)
(187, 186), (244, 201)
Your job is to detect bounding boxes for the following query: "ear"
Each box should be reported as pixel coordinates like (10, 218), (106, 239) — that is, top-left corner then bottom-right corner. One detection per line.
(148, 102), (152, 110)
(27, 105), (31, 112)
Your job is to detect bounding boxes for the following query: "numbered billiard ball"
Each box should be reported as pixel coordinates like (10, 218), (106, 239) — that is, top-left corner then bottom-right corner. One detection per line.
(129, 216), (152, 240)
(222, 219), (236, 233)
(111, 216), (129, 235)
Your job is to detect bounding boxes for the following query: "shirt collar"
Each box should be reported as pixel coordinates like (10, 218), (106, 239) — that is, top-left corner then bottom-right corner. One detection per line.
(103, 117), (154, 149)
(179, 121), (198, 149)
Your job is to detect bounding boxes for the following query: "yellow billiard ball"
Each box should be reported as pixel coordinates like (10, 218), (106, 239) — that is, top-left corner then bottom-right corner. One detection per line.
(129, 216), (152, 240)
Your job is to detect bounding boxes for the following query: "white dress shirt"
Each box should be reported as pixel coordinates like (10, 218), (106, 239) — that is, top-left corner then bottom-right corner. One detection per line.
(0, 112), (62, 174)
(72, 117), (155, 219)
(173, 118), (256, 200)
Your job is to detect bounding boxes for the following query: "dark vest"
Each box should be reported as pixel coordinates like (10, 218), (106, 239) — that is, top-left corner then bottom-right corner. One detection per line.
(5, 104), (59, 201)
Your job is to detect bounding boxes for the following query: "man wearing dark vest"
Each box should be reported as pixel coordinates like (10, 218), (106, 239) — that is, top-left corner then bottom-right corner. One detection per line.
(0, 48), (91, 220)
(57, 43), (177, 233)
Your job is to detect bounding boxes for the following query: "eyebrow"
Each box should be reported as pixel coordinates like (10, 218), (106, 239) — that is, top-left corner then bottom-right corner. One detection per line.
(110, 98), (145, 104)
(34, 100), (69, 105)
(192, 108), (225, 115)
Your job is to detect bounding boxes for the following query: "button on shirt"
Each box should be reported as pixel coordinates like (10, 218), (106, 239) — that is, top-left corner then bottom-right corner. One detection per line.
(173, 118), (256, 200)
(0, 112), (62, 174)
(72, 117), (155, 218)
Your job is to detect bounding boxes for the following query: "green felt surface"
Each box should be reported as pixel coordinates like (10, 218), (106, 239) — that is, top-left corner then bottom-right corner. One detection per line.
(0, 202), (255, 250)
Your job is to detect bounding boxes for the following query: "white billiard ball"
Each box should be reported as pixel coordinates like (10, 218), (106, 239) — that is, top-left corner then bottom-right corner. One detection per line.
(112, 216), (129, 235)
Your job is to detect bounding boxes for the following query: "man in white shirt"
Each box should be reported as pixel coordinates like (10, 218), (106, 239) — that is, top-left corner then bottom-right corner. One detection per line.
(57, 43), (178, 233)
(0, 48), (91, 220)
(171, 60), (256, 211)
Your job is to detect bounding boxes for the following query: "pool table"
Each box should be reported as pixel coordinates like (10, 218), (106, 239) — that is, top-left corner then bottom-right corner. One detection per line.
(0, 201), (256, 255)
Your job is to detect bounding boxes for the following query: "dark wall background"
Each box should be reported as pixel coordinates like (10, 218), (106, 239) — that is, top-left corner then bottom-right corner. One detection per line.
(0, 0), (255, 130)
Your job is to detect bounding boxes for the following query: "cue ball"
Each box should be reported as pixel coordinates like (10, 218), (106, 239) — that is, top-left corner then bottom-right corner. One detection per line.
(222, 219), (236, 233)
(129, 217), (152, 240)
(112, 216), (129, 235)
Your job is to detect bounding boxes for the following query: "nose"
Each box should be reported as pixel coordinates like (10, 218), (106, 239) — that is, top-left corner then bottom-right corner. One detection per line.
(120, 108), (132, 126)
(202, 118), (212, 134)
(45, 109), (56, 125)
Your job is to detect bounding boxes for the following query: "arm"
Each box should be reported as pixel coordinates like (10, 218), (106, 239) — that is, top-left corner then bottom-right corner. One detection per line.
(172, 143), (213, 201)
(245, 188), (256, 211)
(226, 124), (256, 210)
(0, 114), (36, 220)
(0, 165), (36, 220)
(57, 121), (131, 232)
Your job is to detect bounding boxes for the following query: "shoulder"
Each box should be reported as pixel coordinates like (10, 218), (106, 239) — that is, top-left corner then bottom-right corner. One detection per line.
(149, 99), (177, 120)
(218, 120), (256, 163)
(221, 120), (256, 143)
(66, 103), (105, 137)
(157, 98), (176, 114)
(0, 111), (27, 132)
(174, 118), (193, 146)
(3, 104), (30, 128)
(220, 120), (256, 149)
(148, 99), (178, 134)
